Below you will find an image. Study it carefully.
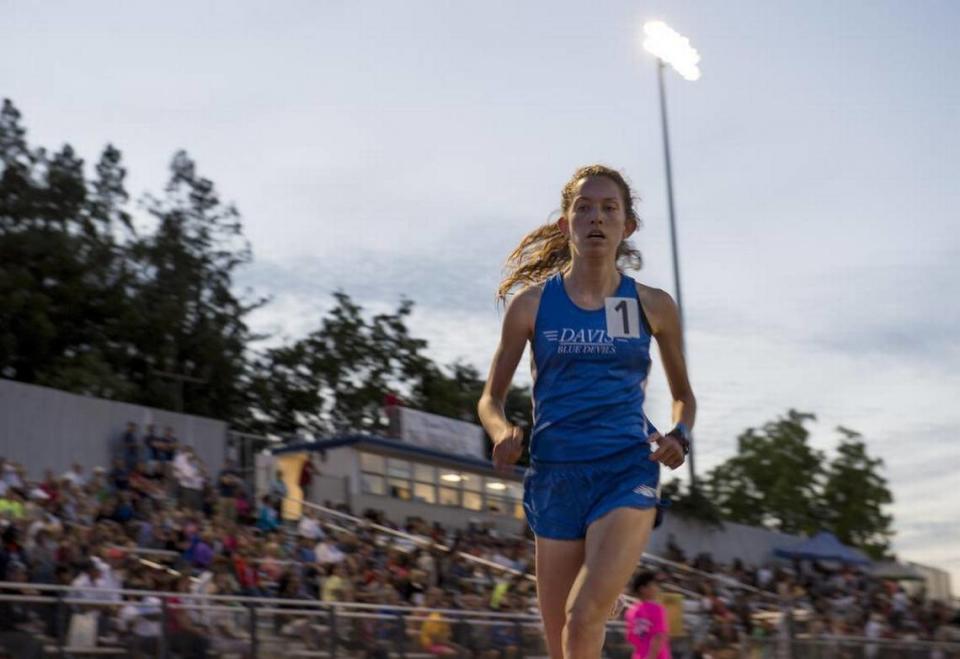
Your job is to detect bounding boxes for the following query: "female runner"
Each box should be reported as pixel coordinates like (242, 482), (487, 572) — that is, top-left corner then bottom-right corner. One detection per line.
(477, 164), (696, 659)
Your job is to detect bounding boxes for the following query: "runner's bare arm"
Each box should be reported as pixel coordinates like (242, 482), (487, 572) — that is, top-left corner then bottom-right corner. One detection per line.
(641, 285), (697, 431)
(478, 287), (539, 447)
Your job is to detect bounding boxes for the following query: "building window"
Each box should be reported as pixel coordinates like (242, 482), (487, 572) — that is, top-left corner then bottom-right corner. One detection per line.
(414, 464), (435, 483)
(358, 453), (521, 517)
(388, 478), (411, 500)
(486, 496), (508, 514)
(361, 473), (386, 496)
(463, 491), (483, 511)
(387, 458), (412, 479)
(414, 482), (436, 504)
(360, 453), (385, 474)
(439, 486), (460, 507)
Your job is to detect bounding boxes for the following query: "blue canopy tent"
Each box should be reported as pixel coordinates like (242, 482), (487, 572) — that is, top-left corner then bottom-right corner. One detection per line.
(774, 531), (873, 566)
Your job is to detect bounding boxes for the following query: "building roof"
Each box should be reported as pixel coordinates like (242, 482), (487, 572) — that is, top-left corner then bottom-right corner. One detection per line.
(271, 434), (523, 480)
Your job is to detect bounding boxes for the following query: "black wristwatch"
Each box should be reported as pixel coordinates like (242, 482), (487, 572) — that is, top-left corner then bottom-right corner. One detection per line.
(666, 423), (691, 455)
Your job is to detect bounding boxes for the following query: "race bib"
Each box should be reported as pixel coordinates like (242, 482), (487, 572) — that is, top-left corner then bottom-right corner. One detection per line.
(605, 297), (641, 339)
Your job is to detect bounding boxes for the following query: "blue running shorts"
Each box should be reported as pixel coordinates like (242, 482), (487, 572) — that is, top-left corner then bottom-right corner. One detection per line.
(522, 445), (660, 540)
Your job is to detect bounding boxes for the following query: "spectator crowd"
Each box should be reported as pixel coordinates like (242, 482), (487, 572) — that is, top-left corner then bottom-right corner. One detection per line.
(0, 422), (956, 658)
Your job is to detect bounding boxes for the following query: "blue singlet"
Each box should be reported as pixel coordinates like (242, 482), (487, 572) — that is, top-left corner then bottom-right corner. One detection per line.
(529, 272), (656, 463)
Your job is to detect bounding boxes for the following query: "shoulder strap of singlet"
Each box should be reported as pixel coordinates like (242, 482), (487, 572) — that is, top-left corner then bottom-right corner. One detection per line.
(622, 274), (653, 336)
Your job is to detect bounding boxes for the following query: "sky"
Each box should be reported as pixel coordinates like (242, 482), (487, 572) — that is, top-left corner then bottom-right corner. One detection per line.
(3, 1), (958, 585)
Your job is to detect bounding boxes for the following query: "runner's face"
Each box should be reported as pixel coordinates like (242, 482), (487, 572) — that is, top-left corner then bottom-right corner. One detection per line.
(560, 176), (635, 259)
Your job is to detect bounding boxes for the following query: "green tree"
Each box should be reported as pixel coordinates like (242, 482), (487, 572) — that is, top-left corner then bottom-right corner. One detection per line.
(0, 99), (136, 397)
(705, 410), (826, 534)
(243, 341), (325, 436)
(0, 97), (531, 449)
(822, 427), (894, 559)
(240, 292), (533, 460)
(128, 151), (261, 418)
(241, 293), (431, 435)
(661, 477), (724, 526)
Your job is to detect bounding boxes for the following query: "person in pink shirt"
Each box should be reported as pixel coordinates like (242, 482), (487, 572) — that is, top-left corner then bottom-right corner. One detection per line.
(624, 571), (671, 659)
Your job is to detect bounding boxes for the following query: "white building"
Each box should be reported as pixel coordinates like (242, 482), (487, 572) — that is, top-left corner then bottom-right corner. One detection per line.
(261, 407), (526, 535)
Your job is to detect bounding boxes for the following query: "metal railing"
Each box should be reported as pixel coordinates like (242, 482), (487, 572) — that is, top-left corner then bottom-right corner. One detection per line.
(0, 582), (549, 659)
(2, 582), (957, 659)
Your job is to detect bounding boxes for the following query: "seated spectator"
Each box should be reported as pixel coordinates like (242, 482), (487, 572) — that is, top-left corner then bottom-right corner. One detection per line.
(294, 535), (317, 564)
(2, 461), (26, 493)
(419, 587), (467, 658)
(185, 530), (215, 570)
(322, 562), (353, 602)
(259, 540), (286, 583)
(165, 574), (211, 658)
(123, 597), (163, 656)
(111, 491), (136, 524)
(314, 534), (345, 565)
(62, 462), (87, 488)
(0, 560), (45, 658)
(129, 462), (160, 500)
(297, 507), (324, 541)
(0, 525), (26, 571)
(37, 468), (61, 503)
(69, 558), (114, 638)
(0, 488), (26, 520)
(488, 595), (523, 659)
(233, 548), (263, 597)
(109, 457), (131, 492)
(256, 495), (280, 533)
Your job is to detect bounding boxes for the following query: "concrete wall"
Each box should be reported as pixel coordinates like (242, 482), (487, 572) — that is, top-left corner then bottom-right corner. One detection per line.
(647, 512), (804, 567)
(0, 378), (227, 478)
(317, 447), (359, 494)
(309, 474), (351, 507)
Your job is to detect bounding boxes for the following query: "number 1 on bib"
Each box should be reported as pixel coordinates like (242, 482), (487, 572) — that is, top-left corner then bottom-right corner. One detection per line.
(604, 297), (641, 339)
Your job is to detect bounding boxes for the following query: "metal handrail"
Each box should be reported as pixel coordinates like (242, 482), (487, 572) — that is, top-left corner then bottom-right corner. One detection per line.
(0, 582), (539, 620)
(291, 495), (784, 603)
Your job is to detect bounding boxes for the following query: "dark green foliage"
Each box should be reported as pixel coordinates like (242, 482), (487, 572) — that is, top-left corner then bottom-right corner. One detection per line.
(705, 410), (825, 535)
(240, 292), (533, 462)
(661, 478), (724, 527)
(821, 427), (894, 559)
(703, 410), (895, 558)
(0, 98), (532, 459)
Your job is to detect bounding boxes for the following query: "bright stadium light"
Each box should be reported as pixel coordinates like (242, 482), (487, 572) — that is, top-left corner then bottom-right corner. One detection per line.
(643, 21), (701, 81)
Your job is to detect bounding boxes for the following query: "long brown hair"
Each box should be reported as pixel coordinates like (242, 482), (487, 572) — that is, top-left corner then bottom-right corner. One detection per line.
(497, 164), (642, 302)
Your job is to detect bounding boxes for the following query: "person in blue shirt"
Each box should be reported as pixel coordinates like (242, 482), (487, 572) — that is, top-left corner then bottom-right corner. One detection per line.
(478, 165), (696, 659)
(256, 494), (281, 533)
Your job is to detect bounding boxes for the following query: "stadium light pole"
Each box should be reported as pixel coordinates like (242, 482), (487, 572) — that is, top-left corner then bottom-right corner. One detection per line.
(642, 20), (701, 491)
